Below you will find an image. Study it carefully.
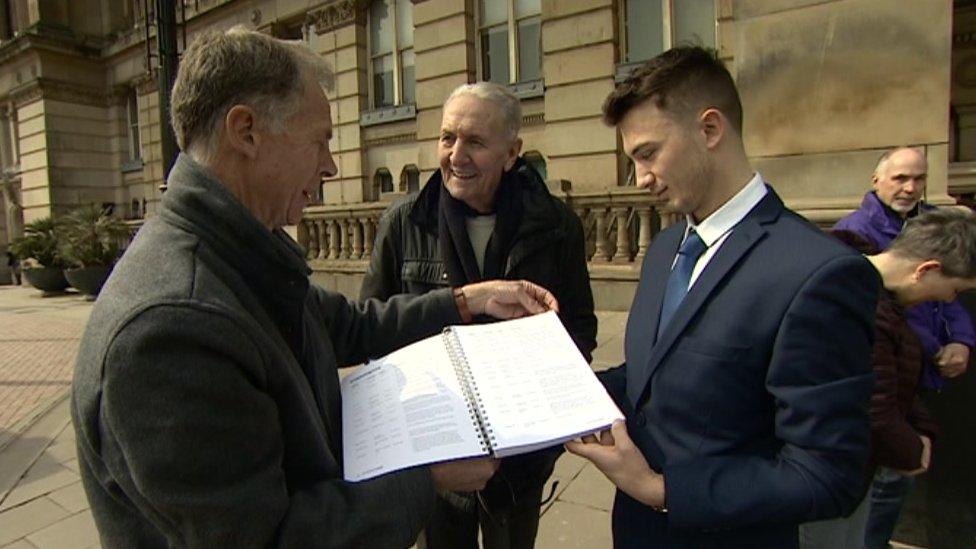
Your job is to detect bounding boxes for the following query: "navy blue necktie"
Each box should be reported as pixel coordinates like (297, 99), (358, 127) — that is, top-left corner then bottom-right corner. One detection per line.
(657, 230), (707, 339)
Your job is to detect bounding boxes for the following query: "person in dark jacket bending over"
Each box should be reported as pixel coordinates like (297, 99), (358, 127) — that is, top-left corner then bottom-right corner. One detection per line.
(833, 146), (976, 547)
(71, 28), (560, 549)
(360, 81), (597, 549)
(801, 208), (976, 548)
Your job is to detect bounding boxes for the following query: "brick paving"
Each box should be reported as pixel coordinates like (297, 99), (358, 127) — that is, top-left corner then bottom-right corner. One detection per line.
(0, 284), (629, 548)
(0, 288), (90, 444)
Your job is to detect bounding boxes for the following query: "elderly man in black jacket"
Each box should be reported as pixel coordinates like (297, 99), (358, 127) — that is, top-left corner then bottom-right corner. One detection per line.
(71, 28), (558, 549)
(361, 82), (597, 549)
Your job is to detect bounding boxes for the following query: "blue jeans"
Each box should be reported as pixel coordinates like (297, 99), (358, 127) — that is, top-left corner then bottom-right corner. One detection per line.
(864, 467), (915, 549)
(799, 492), (871, 549)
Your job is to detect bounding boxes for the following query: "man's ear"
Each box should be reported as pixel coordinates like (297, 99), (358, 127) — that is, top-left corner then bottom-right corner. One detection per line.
(504, 137), (523, 171)
(913, 259), (943, 281)
(224, 105), (260, 159)
(699, 108), (724, 150)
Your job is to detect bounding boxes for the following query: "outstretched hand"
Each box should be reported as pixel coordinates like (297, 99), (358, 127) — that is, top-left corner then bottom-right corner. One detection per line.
(430, 456), (499, 492)
(565, 421), (666, 511)
(461, 280), (559, 320)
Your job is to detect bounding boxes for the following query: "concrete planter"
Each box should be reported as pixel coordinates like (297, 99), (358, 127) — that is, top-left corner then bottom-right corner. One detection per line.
(64, 265), (112, 298)
(22, 267), (69, 293)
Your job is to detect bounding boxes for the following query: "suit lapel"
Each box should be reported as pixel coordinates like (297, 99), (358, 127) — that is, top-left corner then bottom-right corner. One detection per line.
(631, 188), (784, 407)
(644, 223), (685, 342)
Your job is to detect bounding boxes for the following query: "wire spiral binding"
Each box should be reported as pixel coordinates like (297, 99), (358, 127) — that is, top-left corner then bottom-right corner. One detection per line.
(444, 329), (495, 454)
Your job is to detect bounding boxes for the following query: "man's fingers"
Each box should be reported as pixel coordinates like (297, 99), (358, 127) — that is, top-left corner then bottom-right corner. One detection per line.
(514, 282), (548, 315)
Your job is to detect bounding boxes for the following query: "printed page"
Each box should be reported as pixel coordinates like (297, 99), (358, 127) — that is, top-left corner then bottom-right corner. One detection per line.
(452, 311), (623, 457)
(341, 333), (487, 482)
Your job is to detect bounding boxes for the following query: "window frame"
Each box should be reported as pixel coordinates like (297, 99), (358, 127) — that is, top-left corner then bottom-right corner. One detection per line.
(127, 90), (141, 162)
(476, 0), (542, 87)
(617, 0), (717, 80)
(366, 0), (415, 110)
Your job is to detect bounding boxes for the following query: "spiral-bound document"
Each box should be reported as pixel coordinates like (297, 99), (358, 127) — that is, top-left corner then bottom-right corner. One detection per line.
(341, 311), (623, 482)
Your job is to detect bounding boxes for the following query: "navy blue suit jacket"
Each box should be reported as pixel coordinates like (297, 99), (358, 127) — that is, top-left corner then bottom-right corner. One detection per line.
(600, 188), (879, 548)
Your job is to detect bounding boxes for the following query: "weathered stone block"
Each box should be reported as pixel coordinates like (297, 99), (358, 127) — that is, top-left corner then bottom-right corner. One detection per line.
(542, 0), (611, 21)
(542, 8), (614, 54)
(737, 0), (950, 157)
(416, 72), (469, 110)
(416, 42), (472, 82)
(415, 13), (469, 54)
(545, 79), (614, 122)
(543, 117), (616, 157)
(543, 43), (615, 87)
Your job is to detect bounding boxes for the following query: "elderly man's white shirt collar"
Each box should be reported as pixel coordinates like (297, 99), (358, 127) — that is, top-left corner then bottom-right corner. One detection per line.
(685, 172), (767, 246)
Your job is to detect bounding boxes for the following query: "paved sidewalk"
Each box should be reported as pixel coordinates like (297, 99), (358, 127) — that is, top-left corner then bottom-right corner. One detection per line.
(0, 285), (628, 548)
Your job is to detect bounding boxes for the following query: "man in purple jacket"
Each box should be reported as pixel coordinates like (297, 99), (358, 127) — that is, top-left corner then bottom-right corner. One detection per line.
(834, 146), (975, 547)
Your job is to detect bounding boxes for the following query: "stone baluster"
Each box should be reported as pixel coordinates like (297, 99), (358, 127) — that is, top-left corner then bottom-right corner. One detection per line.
(328, 219), (341, 259)
(316, 220), (329, 260)
(339, 218), (351, 259)
(593, 207), (611, 263)
(297, 219), (312, 258)
(611, 206), (632, 263)
(636, 205), (653, 263)
(362, 216), (376, 259)
(351, 217), (364, 260)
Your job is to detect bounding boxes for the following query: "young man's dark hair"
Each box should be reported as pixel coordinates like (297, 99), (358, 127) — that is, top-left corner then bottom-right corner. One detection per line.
(602, 46), (743, 132)
(889, 208), (976, 279)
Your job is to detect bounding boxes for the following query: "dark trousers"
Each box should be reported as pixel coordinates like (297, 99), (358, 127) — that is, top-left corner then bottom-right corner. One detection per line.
(417, 483), (544, 549)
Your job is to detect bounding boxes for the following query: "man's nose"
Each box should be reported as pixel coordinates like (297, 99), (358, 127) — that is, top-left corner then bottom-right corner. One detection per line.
(321, 152), (338, 178)
(636, 169), (654, 189)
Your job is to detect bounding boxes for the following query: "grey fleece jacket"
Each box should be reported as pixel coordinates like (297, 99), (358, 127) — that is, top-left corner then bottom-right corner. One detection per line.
(71, 154), (461, 548)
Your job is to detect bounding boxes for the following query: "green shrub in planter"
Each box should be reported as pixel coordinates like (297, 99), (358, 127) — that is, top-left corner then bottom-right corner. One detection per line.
(8, 217), (68, 269)
(9, 217), (70, 293)
(59, 205), (131, 298)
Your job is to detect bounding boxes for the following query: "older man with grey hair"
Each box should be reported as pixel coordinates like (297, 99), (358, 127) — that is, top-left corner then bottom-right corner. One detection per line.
(360, 82), (596, 549)
(71, 29), (559, 548)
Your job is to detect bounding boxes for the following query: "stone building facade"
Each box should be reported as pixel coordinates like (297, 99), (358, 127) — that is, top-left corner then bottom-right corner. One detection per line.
(0, 0), (965, 300)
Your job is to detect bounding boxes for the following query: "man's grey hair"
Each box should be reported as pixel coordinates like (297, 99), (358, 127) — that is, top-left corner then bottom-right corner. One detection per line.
(170, 26), (334, 164)
(889, 207), (976, 278)
(873, 146), (926, 178)
(444, 82), (521, 141)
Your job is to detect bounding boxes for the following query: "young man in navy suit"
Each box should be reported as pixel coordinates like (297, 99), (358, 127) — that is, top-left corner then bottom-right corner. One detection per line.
(566, 47), (880, 548)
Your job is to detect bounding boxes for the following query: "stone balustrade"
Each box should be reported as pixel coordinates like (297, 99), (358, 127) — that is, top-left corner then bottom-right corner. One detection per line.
(557, 188), (672, 266)
(298, 203), (388, 263)
(299, 189), (671, 269)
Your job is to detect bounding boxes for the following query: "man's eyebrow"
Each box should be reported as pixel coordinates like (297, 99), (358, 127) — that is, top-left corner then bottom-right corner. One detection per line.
(628, 141), (651, 158)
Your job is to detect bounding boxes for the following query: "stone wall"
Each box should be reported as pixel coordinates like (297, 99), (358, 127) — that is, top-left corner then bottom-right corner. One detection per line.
(731, 0), (953, 218)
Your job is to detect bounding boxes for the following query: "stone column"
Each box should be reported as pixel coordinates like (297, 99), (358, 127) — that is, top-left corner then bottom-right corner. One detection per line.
(311, 2), (368, 204)
(413, 0), (476, 178)
(541, 0), (619, 192)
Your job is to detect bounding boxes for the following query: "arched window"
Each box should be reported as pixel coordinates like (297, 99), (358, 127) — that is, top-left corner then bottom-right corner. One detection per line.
(523, 151), (547, 181)
(400, 164), (420, 192)
(374, 168), (394, 197)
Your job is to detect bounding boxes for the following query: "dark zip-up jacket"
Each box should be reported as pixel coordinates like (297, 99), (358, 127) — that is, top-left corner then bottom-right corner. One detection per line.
(360, 161), (597, 362)
(359, 160), (597, 503)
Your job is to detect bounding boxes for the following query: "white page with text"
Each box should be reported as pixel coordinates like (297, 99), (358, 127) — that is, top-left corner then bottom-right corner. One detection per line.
(341, 334), (487, 482)
(452, 311), (623, 457)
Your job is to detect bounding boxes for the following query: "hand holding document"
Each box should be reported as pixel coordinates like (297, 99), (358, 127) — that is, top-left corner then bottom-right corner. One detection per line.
(341, 311), (622, 482)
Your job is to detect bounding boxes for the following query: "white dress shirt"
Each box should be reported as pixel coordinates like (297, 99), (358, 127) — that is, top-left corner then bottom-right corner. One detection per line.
(679, 172), (768, 288)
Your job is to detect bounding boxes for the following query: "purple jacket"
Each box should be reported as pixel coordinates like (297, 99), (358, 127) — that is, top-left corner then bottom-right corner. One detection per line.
(834, 192), (976, 390)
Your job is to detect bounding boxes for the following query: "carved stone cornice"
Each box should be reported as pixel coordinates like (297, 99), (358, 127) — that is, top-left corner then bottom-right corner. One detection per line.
(8, 77), (125, 109)
(133, 71), (158, 95)
(310, 0), (367, 35)
(523, 113), (545, 127)
(364, 132), (417, 148)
